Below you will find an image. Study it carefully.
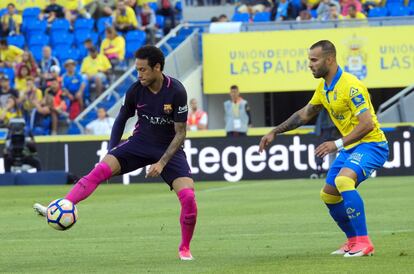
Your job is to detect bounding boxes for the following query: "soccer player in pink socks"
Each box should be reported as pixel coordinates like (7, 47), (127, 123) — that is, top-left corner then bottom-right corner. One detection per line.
(33, 46), (198, 260)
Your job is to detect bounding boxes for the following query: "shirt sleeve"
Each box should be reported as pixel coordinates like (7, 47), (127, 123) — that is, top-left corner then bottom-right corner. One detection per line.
(309, 90), (322, 106)
(347, 84), (370, 116)
(173, 83), (188, 123)
(108, 83), (137, 150)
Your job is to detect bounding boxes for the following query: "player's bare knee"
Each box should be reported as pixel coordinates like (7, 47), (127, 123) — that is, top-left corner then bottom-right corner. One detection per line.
(102, 154), (121, 176)
(335, 176), (356, 193)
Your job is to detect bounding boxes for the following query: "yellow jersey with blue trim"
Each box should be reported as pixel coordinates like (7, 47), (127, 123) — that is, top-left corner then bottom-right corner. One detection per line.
(309, 67), (386, 148)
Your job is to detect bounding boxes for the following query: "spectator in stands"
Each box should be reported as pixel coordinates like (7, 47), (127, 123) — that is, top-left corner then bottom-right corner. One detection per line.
(64, 0), (91, 25)
(44, 77), (67, 134)
(296, 9), (312, 21)
(113, 0), (139, 33)
(39, 46), (60, 87)
(362, 0), (382, 14)
(14, 65), (31, 93)
(238, 0), (270, 14)
(327, 3), (344, 19)
(224, 85), (252, 137)
(80, 38), (95, 59)
(0, 3), (22, 37)
(0, 39), (23, 67)
(31, 93), (54, 135)
(86, 0), (115, 19)
(139, 3), (157, 45)
(346, 4), (367, 19)
(317, 0), (340, 20)
(276, 0), (291, 21)
(81, 47), (112, 96)
(100, 26), (126, 66)
(0, 96), (22, 127)
(210, 16), (219, 22)
(126, 0), (140, 14)
(16, 51), (40, 80)
(21, 76), (43, 117)
(157, 0), (176, 35)
(187, 98), (208, 131)
(307, 0), (322, 9)
(340, 0), (362, 16)
(0, 74), (19, 109)
(62, 59), (86, 120)
(40, 0), (65, 23)
(218, 14), (229, 22)
(85, 107), (114, 135)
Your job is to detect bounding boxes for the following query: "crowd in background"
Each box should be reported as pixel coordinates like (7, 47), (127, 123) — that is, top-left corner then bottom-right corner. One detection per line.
(0, 0), (179, 135)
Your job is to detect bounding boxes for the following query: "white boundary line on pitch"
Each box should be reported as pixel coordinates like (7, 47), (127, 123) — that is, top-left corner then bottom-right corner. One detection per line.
(200, 181), (296, 193)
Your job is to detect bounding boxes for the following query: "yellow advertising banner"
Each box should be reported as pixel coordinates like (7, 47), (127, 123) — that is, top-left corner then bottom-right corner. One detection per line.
(0, 0), (94, 11)
(202, 26), (414, 94)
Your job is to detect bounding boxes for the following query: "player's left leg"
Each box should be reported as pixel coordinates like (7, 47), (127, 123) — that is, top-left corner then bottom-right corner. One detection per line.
(172, 177), (197, 261)
(160, 149), (197, 261)
(335, 169), (374, 257)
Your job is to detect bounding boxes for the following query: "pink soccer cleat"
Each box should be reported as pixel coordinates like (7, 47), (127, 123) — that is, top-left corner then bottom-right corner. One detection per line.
(344, 236), (374, 257)
(331, 237), (357, 255)
(178, 247), (194, 261)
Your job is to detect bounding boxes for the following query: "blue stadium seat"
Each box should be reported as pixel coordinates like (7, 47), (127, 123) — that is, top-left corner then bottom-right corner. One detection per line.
(368, 7), (388, 17)
(51, 32), (74, 47)
(25, 19), (47, 35)
(67, 123), (81, 134)
(148, 2), (158, 11)
(97, 17), (113, 34)
(97, 95), (117, 110)
(125, 30), (146, 58)
(7, 35), (25, 49)
(156, 15), (165, 29)
(28, 34), (49, 47)
(253, 12), (271, 22)
(166, 36), (185, 49)
(22, 7), (41, 20)
(51, 19), (71, 32)
(29, 45), (43, 62)
(231, 13), (250, 22)
(0, 8), (7, 17)
(310, 9), (318, 18)
(74, 18), (95, 31)
(125, 30), (146, 41)
(175, 1), (182, 11)
(75, 30), (99, 45)
(385, 0), (404, 7)
(55, 46), (80, 63)
(389, 6), (411, 16)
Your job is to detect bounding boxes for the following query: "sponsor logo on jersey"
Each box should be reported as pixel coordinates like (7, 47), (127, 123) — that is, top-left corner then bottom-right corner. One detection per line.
(177, 105), (188, 114)
(351, 94), (365, 108)
(141, 114), (174, 125)
(163, 104), (173, 114)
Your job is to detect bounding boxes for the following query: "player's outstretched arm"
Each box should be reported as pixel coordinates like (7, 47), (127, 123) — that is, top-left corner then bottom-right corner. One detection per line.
(146, 122), (187, 178)
(259, 103), (322, 153)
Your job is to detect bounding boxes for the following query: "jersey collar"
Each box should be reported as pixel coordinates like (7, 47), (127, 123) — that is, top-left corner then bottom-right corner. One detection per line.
(324, 66), (342, 92)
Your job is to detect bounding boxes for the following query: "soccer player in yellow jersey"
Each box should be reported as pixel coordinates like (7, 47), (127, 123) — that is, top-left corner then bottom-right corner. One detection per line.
(259, 40), (389, 257)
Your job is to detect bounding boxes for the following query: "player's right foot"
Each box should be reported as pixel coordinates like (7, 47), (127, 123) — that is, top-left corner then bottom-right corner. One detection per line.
(344, 239), (374, 257)
(178, 248), (194, 261)
(33, 203), (47, 217)
(330, 237), (357, 255)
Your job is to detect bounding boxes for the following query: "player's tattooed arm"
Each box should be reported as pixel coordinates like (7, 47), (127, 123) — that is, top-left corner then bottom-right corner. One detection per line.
(159, 122), (187, 166)
(271, 104), (323, 135)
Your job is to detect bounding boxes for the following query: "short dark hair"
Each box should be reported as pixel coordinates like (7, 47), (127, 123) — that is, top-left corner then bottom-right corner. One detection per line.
(135, 45), (165, 71)
(230, 85), (238, 90)
(84, 38), (93, 44)
(0, 39), (8, 46)
(310, 40), (336, 57)
(7, 3), (15, 8)
(349, 4), (357, 10)
(328, 3), (337, 8)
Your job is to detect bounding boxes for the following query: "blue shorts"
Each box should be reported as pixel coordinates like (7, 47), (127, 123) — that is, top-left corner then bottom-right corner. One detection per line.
(108, 136), (192, 189)
(326, 141), (389, 187)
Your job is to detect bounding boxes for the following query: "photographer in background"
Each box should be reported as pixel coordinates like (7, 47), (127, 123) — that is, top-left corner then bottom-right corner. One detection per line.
(3, 118), (41, 172)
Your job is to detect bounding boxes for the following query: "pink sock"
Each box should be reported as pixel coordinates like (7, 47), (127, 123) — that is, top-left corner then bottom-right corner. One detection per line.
(177, 188), (197, 251)
(65, 162), (112, 204)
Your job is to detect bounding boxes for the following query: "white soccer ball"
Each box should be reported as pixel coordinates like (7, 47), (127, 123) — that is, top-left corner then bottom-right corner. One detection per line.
(47, 199), (78, 231)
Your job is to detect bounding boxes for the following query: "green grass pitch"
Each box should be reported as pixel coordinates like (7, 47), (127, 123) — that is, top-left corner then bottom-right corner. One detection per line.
(1, 177), (413, 273)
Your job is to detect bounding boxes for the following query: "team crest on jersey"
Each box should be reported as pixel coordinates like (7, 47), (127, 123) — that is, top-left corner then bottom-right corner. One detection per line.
(163, 104), (173, 114)
(349, 87), (359, 97)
